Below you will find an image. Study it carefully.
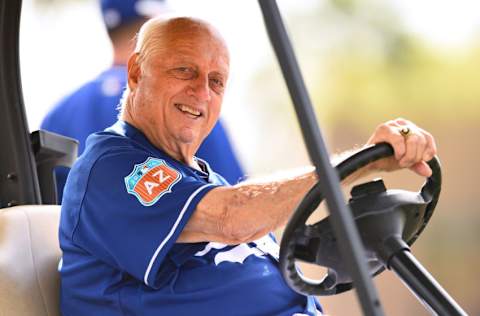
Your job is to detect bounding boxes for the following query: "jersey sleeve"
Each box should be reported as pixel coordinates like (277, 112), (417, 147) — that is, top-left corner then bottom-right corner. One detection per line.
(71, 149), (220, 288)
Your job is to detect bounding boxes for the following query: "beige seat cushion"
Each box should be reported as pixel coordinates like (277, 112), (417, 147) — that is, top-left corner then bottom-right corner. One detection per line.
(0, 205), (61, 316)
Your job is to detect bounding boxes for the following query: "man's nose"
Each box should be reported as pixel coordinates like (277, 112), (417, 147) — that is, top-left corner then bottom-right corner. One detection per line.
(188, 76), (211, 102)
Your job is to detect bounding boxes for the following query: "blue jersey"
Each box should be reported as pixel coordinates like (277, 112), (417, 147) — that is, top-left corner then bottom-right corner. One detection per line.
(41, 66), (244, 202)
(59, 121), (321, 316)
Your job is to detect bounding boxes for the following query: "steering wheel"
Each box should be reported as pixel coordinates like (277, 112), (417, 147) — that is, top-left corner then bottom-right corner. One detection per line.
(279, 142), (441, 296)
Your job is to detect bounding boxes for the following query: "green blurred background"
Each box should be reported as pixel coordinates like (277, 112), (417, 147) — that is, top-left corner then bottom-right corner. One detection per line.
(248, 1), (480, 315)
(22, 0), (480, 315)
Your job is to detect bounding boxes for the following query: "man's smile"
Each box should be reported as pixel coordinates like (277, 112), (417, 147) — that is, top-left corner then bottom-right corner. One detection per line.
(175, 103), (202, 119)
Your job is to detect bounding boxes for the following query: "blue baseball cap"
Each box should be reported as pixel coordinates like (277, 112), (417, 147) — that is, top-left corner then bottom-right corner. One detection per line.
(100, 0), (170, 30)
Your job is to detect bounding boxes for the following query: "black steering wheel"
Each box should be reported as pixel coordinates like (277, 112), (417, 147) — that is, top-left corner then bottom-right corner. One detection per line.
(279, 142), (441, 296)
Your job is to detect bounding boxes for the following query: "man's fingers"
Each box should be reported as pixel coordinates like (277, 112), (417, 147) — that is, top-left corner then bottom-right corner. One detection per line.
(400, 132), (427, 167)
(399, 134), (418, 167)
(419, 129), (437, 162)
(368, 121), (406, 160)
(409, 161), (432, 177)
(390, 118), (431, 168)
(366, 118), (438, 176)
(388, 134), (407, 161)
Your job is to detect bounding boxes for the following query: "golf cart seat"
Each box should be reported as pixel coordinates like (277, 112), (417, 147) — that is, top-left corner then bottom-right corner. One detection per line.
(0, 205), (61, 316)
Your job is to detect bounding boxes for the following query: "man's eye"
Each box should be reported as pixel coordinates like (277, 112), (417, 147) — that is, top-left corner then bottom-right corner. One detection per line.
(209, 78), (225, 93)
(169, 67), (194, 79)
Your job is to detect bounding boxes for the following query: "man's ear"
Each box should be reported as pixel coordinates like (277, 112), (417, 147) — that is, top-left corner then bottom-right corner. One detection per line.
(127, 53), (141, 90)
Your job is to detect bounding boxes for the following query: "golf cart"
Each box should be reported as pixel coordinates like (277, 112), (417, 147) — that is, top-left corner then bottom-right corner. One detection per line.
(0, 0), (469, 315)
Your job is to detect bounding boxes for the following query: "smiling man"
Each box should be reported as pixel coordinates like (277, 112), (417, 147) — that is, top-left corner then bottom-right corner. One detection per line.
(59, 16), (437, 316)
(120, 17), (228, 167)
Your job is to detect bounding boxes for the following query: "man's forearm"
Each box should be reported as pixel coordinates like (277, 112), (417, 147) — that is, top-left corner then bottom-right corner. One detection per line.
(179, 150), (381, 245)
(179, 168), (318, 244)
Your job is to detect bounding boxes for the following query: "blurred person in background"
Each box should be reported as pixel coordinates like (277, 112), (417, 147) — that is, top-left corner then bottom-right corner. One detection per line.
(41, 0), (245, 203)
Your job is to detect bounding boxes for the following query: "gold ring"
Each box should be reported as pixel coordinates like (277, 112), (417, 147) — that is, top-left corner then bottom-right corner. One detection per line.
(399, 127), (411, 137)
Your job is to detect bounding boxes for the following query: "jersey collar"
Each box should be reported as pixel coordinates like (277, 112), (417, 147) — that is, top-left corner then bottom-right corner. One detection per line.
(110, 120), (216, 182)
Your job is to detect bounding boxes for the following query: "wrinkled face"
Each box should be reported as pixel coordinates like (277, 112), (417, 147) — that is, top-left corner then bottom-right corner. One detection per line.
(128, 30), (229, 154)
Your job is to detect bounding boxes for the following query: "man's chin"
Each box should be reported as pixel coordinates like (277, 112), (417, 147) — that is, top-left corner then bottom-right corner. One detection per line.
(177, 130), (200, 146)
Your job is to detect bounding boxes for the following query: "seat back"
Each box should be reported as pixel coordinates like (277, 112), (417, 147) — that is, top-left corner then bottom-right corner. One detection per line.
(0, 205), (61, 316)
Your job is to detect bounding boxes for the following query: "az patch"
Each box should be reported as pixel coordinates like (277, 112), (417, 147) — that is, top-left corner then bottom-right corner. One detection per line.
(124, 157), (182, 206)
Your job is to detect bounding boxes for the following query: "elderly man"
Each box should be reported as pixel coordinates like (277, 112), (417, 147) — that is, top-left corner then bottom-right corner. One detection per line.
(59, 16), (437, 316)
(42, 0), (245, 204)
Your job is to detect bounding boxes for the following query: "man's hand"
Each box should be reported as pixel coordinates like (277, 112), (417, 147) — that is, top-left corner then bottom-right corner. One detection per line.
(366, 118), (437, 177)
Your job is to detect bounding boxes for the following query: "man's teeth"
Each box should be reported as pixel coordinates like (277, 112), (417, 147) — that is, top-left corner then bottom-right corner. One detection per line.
(177, 104), (201, 116)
